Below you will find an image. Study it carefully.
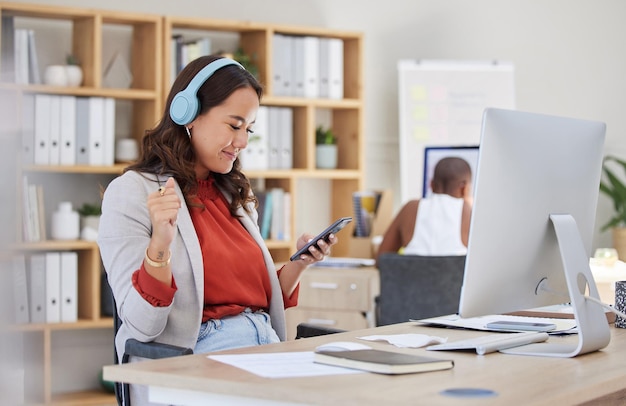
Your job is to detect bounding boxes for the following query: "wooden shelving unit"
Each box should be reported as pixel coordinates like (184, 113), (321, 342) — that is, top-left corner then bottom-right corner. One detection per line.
(163, 17), (364, 261)
(1, 1), (161, 404)
(1, 1), (364, 403)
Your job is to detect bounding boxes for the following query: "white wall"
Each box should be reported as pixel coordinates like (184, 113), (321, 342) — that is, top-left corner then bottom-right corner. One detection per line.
(14, 0), (626, 250)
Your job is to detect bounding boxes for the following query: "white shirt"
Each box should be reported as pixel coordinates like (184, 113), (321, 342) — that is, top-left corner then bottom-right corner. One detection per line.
(404, 193), (467, 256)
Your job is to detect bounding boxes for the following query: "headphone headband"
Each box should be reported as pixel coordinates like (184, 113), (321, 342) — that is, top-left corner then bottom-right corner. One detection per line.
(169, 58), (244, 126)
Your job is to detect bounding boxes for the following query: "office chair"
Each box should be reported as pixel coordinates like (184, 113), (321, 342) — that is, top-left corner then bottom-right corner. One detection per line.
(375, 253), (466, 326)
(295, 323), (345, 339)
(108, 278), (193, 406)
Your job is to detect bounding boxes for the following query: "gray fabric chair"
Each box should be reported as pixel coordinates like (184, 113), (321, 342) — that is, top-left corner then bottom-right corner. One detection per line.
(375, 253), (466, 326)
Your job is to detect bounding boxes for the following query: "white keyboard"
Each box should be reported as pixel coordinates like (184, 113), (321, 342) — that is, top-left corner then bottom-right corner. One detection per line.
(426, 332), (549, 355)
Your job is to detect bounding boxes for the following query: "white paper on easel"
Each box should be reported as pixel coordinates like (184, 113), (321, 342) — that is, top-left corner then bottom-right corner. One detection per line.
(397, 60), (515, 203)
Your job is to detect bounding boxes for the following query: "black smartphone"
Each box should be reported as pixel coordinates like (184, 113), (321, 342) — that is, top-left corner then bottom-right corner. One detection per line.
(289, 217), (352, 261)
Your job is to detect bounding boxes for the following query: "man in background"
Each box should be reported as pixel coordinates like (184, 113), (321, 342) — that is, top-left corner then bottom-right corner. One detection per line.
(376, 157), (472, 263)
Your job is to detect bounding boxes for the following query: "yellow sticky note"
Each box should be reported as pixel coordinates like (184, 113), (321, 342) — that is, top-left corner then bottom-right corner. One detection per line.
(412, 105), (428, 121)
(410, 85), (427, 101)
(412, 126), (430, 141)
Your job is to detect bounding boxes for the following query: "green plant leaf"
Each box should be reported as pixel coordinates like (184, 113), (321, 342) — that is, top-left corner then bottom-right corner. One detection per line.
(604, 167), (626, 209)
(600, 155), (626, 230)
(78, 203), (102, 216)
(315, 125), (337, 145)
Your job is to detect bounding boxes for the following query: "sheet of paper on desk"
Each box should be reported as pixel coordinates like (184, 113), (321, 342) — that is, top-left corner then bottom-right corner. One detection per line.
(414, 314), (578, 334)
(358, 333), (447, 348)
(208, 351), (363, 378)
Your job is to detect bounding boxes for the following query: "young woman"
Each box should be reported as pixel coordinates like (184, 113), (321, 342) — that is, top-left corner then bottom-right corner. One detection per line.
(98, 55), (337, 405)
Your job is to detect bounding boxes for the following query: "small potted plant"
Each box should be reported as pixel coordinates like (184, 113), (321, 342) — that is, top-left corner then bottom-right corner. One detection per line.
(233, 47), (259, 79)
(78, 202), (101, 240)
(315, 125), (338, 169)
(599, 155), (626, 260)
(65, 54), (83, 87)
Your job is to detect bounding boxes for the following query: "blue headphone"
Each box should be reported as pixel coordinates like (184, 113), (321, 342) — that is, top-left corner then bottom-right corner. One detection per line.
(169, 58), (244, 126)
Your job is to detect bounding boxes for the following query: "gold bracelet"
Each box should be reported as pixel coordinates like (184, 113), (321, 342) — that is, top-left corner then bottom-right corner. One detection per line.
(144, 248), (171, 268)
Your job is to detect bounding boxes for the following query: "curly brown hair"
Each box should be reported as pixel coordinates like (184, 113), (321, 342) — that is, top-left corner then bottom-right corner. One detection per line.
(126, 55), (263, 216)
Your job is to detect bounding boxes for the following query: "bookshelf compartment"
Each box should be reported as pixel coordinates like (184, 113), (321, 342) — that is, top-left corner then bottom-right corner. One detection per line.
(13, 241), (102, 323)
(333, 107), (361, 170)
(101, 14), (161, 90)
(49, 329), (114, 400)
(164, 18), (267, 92)
(0, 14), (92, 86)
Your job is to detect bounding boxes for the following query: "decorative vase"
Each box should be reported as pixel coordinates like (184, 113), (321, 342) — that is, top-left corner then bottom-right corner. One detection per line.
(80, 215), (100, 241)
(316, 144), (338, 169)
(64, 65), (83, 87)
(81, 215), (100, 231)
(44, 65), (68, 86)
(51, 202), (80, 240)
(115, 138), (139, 162)
(612, 227), (626, 261)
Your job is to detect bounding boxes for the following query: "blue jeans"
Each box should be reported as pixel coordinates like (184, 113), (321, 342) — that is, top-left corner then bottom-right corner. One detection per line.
(194, 308), (280, 353)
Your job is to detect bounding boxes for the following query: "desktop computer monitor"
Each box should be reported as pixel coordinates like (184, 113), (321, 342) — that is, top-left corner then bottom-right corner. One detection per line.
(422, 146), (479, 198)
(458, 108), (609, 357)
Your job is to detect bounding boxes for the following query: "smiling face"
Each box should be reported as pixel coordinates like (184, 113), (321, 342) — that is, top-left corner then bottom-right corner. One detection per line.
(188, 86), (259, 179)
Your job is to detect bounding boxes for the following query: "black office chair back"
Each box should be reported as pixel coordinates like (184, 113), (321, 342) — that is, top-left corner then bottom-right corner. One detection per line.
(295, 323), (345, 339)
(105, 276), (125, 406)
(376, 253), (466, 326)
(107, 276), (193, 406)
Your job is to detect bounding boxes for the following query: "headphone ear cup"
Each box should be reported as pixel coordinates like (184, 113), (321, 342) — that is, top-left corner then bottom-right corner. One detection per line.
(169, 58), (244, 126)
(170, 90), (199, 126)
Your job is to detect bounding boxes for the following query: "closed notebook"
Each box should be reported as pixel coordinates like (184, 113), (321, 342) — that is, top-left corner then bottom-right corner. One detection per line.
(314, 349), (454, 375)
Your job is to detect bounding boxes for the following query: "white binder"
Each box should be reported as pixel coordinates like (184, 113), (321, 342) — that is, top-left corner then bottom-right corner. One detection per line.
(12, 255), (30, 324)
(60, 252), (78, 323)
(291, 36), (305, 97)
(26, 29), (40, 84)
(21, 93), (35, 165)
(29, 254), (46, 324)
(302, 36), (320, 98)
(267, 107), (281, 169)
(59, 95), (76, 165)
(88, 97), (105, 165)
(48, 95), (61, 165)
(270, 188), (285, 240)
(34, 94), (51, 165)
(75, 97), (89, 164)
(45, 252), (61, 323)
(240, 105), (269, 170)
(102, 97), (116, 165)
(272, 33), (285, 95)
(14, 28), (28, 85)
(328, 38), (344, 100)
(27, 183), (40, 242)
(76, 97), (105, 165)
(318, 37), (330, 98)
(278, 107), (293, 169)
(272, 34), (293, 96)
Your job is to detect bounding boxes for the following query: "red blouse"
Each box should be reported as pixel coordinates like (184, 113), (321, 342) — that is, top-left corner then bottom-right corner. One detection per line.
(132, 177), (298, 321)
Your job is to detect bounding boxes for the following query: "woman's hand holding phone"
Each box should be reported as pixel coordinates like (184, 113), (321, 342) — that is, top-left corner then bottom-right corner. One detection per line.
(290, 217), (352, 262)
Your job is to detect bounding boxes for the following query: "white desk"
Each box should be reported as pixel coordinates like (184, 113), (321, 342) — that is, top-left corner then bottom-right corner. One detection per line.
(103, 322), (626, 405)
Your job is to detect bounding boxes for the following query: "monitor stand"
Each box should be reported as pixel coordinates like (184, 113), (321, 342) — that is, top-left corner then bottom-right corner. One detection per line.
(500, 214), (611, 358)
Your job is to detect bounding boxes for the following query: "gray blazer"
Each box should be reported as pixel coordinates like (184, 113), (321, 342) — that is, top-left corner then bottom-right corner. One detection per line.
(98, 171), (287, 366)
